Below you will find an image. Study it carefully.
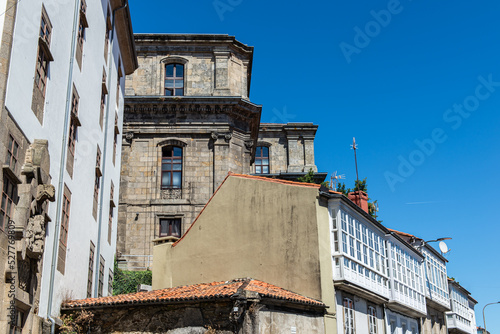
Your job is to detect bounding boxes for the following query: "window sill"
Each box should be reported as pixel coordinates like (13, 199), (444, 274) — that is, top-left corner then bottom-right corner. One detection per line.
(153, 236), (180, 245)
(3, 165), (21, 184)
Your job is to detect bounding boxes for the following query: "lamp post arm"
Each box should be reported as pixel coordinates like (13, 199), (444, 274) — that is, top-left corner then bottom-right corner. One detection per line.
(483, 301), (500, 333)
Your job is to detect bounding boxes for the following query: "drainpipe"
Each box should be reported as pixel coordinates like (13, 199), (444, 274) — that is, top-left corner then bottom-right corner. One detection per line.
(93, 0), (128, 297)
(46, 0), (80, 332)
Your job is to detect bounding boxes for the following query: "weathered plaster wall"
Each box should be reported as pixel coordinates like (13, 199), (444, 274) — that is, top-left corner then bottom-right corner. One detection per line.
(153, 176), (323, 301)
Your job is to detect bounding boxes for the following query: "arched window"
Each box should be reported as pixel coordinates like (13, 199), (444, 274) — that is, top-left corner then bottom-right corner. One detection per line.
(161, 146), (182, 188)
(165, 63), (184, 96)
(255, 146), (269, 174)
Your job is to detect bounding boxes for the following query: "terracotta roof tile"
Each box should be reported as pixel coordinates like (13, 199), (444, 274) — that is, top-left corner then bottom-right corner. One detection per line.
(61, 278), (325, 309)
(388, 228), (420, 240)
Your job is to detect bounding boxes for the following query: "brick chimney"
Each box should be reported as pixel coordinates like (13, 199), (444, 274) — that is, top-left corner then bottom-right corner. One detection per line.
(348, 191), (369, 213)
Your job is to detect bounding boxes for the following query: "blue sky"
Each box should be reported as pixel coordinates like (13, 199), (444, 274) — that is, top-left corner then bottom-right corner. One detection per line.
(129, 0), (500, 330)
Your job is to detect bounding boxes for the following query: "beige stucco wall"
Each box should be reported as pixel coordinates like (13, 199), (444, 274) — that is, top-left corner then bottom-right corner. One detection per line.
(154, 176), (322, 299)
(153, 175), (338, 333)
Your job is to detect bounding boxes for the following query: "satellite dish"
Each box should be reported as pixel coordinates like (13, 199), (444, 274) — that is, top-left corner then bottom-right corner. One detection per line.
(439, 241), (449, 254)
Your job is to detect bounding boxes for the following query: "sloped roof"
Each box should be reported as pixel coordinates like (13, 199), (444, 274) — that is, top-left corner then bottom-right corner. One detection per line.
(61, 278), (325, 309)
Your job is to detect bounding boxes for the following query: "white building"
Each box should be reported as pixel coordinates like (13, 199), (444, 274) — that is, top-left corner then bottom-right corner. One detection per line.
(0, 0), (136, 332)
(329, 192), (426, 334)
(447, 279), (478, 334)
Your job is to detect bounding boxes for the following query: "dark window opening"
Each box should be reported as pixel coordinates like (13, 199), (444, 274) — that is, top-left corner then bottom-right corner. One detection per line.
(159, 218), (181, 238)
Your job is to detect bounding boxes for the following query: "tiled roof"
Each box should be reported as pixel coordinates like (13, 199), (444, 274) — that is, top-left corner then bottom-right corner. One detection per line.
(388, 228), (422, 240)
(173, 172), (339, 246)
(61, 278), (325, 309)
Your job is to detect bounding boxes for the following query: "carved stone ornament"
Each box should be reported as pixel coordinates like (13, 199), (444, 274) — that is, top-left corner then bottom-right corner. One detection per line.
(211, 132), (219, 140)
(161, 189), (182, 200)
(244, 140), (254, 150)
(36, 184), (55, 203)
(25, 215), (46, 258)
(125, 132), (134, 141)
(17, 259), (31, 292)
(224, 133), (232, 142)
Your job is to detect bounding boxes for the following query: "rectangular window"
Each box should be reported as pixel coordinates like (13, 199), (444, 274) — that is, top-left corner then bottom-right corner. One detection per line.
(1, 176), (16, 230)
(107, 205), (113, 244)
(76, 0), (87, 69)
(161, 146), (182, 189)
(98, 256), (104, 297)
(93, 146), (101, 220)
(255, 146), (269, 174)
(100, 70), (107, 130)
(116, 58), (122, 105)
(9, 308), (25, 334)
(108, 269), (113, 296)
(368, 306), (377, 334)
(104, 6), (111, 61)
(343, 297), (355, 334)
(164, 63), (184, 96)
(32, 7), (53, 123)
(6, 135), (19, 172)
(87, 241), (95, 298)
(66, 86), (80, 178)
(57, 185), (71, 274)
(159, 218), (181, 238)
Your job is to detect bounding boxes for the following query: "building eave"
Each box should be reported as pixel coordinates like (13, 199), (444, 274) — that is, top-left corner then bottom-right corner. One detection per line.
(111, 0), (138, 74)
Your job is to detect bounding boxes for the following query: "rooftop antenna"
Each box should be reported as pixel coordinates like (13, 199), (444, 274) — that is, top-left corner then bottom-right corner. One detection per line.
(351, 137), (360, 191)
(330, 171), (345, 191)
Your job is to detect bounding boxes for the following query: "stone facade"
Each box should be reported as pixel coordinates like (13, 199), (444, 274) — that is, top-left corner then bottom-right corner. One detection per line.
(118, 35), (323, 270)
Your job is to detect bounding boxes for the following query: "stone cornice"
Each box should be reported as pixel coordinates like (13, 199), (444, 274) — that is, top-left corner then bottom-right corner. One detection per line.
(124, 96), (262, 149)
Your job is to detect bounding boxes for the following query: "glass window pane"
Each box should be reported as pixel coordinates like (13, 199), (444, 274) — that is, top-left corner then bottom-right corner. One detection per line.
(175, 80), (184, 88)
(256, 147), (261, 156)
(263, 166), (268, 174)
(162, 162), (170, 171)
(172, 172), (181, 188)
(173, 147), (182, 157)
(165, 80), (174, 88)
(160, 220), (168, 235)
(262, 147), (269, 156)
(262, 159), (269, 165)
(165, 64), (174, 77)
(175, 65), (184, 77)
(172, 220), (181, 236)
(165, 89), (172, 96)
(172, 163), (182, 171)
(256, 166), (261, 174)
(175, 88), (183, 96)
(162, 172), (171, 187)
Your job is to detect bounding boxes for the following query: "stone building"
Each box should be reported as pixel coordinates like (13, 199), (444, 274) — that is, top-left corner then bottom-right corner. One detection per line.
(0, 0), (137, 332)
(118, 34), (324, 270)
(61, 278), (326, 333)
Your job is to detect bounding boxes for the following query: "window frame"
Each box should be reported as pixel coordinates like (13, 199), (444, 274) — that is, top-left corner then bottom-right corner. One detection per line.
(87, 241), (95, 298)
(161, 146), (183, 189)
(164, 63), (184, 96)
(98, 256), (105, 297)
(343, 296), (355, 334)
(367, 305), (377, 334)
(255, 146), (270, 174)
(159, 217), (182, 238)
(36, 8), (53, 96)
(1, 176), (17, 231)
(6, 134), (19, 172)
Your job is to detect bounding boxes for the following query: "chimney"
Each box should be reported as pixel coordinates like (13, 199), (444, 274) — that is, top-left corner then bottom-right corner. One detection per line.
(348, 191), (369, 213)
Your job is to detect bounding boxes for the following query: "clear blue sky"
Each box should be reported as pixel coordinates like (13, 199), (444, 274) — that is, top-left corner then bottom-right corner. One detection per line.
(129, 0), (500, 330)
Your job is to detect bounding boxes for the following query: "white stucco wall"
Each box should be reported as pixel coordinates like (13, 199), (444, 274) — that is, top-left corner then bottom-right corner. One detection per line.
(5, 0), (126, 318)
(335, 291), (386, 334)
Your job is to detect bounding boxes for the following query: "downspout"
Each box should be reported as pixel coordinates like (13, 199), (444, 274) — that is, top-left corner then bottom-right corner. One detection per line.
(47, 0), (81, 332)
(93, 0), (128, 297)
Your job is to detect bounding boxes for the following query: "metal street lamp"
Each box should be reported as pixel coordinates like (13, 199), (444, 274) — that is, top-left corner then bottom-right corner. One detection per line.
(483, 301), (500, 333)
